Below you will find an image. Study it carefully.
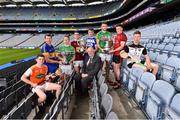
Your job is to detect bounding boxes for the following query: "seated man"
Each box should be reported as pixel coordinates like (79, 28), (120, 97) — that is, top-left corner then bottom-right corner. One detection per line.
(80, 46), (101, 94)
(123, 31), (159, 76)
(21, 54), (61, 107)
(58, 35), (75, 78)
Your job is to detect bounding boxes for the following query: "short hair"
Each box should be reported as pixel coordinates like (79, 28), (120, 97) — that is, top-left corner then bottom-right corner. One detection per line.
(64, 35), (70, 39)
(74, 31), (80, 34)
(101, 22), (108, 25)
(36, 54), (45, 59)
(133, 31), (141, 35)
(44, 33), (52, 39)
(88, 28), (94, 31)
(115, 24), (123, 28)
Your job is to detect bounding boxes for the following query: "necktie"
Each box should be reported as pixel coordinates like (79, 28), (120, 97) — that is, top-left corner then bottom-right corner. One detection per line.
(87, 57), (92, 66)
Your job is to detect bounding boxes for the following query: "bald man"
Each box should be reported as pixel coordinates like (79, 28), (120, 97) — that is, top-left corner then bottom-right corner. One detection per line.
(76, 46), (101, 95)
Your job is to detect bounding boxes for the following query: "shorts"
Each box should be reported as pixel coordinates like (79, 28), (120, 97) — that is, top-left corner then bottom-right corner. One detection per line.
(73, 60), (83, 67)
(98, 53), (112, 62)
(59, 64), (73, 75)
(112, 55), (122, 64)
(32, 82), (49, 93)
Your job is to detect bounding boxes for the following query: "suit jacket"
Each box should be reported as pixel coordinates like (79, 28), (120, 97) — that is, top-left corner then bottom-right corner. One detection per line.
(82, 53), (101, 77)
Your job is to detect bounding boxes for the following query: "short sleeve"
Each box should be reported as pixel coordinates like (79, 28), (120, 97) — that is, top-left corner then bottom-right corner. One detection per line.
(142, 47), (147, 55)
(124, 45), (129, 53)
(24, 68), (32, 77)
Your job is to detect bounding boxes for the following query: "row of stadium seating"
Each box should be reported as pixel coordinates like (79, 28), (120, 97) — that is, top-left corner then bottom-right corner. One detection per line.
(89, 70), (118, 119)
(0, 34), (64, 48)
(0, 1), (120, 20)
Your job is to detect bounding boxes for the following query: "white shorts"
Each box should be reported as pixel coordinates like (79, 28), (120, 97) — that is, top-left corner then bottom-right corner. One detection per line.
(59, 64), (73, 75)
(73, 60), (83, 67)
(98, 53), (112, 62)
(32, 82), (50, 93)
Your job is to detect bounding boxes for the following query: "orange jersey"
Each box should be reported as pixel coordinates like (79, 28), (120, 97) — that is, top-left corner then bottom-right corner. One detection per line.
(30, 65), (48, 85)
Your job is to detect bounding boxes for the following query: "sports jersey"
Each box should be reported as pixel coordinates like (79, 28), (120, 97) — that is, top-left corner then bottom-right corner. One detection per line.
(85, 36), (96, 49)
(96, 31), (112, 53)
(113, 33), (127, 56)
(24, 65), (48, 85)
(58, 43), (75, 63)
(71, 40), (83, 61)
(41, 43), (58, 73)
(124, 43), (147, 65)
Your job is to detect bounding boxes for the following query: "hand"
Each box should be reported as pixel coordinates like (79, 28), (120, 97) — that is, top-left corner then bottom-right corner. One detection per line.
(45, 74), (52, 80)
(109, 50), (114, 53)
(101, 48), (104, 53)
(32, 83), (37, 88)
(81, 73), (88, 78)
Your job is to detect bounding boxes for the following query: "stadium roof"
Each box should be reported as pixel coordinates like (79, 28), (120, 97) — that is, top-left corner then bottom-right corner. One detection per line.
(0, 0), (119, 7)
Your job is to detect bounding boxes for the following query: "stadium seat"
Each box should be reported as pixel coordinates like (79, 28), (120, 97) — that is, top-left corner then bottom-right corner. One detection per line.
(98, 75), (105, 88)
(145, 80), (175, 119)
(5, 91), (16, 113)
(0, 98), (5, 118)
(49, 106), (58, 120)
(106, 111), (119, 119)
(135, 72), (156, 108)
(9, 101), (26, 119)
(148, 50), (158, 61)
(49, 99), (58, 116)
(165, 94), (180, 119)
(24, 93), (37, 118)
(101, 94), (113, 118)
(99, 83), (108, 99)
(161, 56), (180, 83)
(174, 69), (180, 91)
(127, 68), (144, 95)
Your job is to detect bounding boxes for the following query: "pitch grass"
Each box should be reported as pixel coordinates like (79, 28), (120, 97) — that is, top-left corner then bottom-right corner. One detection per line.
(0, 48), (40, 65)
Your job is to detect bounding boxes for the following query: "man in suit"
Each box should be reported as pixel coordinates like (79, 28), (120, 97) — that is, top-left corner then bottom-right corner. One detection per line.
(79, 46), (101, 94)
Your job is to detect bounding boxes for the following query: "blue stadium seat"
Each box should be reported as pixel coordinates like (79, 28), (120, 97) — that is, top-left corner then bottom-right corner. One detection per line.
(165, 94), (180, 119)
(145, 80), (175, 119)
(135, 72), (156, 108)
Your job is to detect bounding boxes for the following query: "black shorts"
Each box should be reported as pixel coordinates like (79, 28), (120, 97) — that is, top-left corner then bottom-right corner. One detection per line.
(112, 55), (122, 64)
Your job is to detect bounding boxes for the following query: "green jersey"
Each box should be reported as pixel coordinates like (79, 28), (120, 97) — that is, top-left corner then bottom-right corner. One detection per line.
(96, 31), (112, 53)
(58, 43), (75, 63)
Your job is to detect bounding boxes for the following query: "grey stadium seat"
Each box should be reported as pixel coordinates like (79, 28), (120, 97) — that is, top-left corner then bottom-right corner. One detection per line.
(145, 80), (175, 119)
(101, 94), (113, 118)
(165, 94), (180, 119)
(161, 56), (180, 83)
(135, 72), (156, 108)
(106, 111), (119, 119)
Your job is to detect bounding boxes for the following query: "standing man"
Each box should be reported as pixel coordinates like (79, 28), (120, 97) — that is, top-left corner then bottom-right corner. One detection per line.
(85, 28), (97, 50)
(58, 35), (75, 76)
(21, 54), (61, 107)
(124, 31), (159, 76)
(71, 32), (84, 73)
(96, 23), (113, 84)
(41, 34), (62, 73)
(109, 25), (127, 88)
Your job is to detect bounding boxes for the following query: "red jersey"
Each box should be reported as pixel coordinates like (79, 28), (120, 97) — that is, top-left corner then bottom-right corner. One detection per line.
(113, 33), (127, 56)
(71, 41), (83, 61)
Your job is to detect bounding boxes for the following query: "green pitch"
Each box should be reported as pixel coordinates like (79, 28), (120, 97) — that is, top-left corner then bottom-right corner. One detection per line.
(0, 48), (40, 65)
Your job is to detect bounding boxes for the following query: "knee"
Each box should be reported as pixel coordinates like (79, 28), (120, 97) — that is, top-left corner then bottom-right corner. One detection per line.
(56, 84), (61, 91)
(39, 94), (46, 102)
